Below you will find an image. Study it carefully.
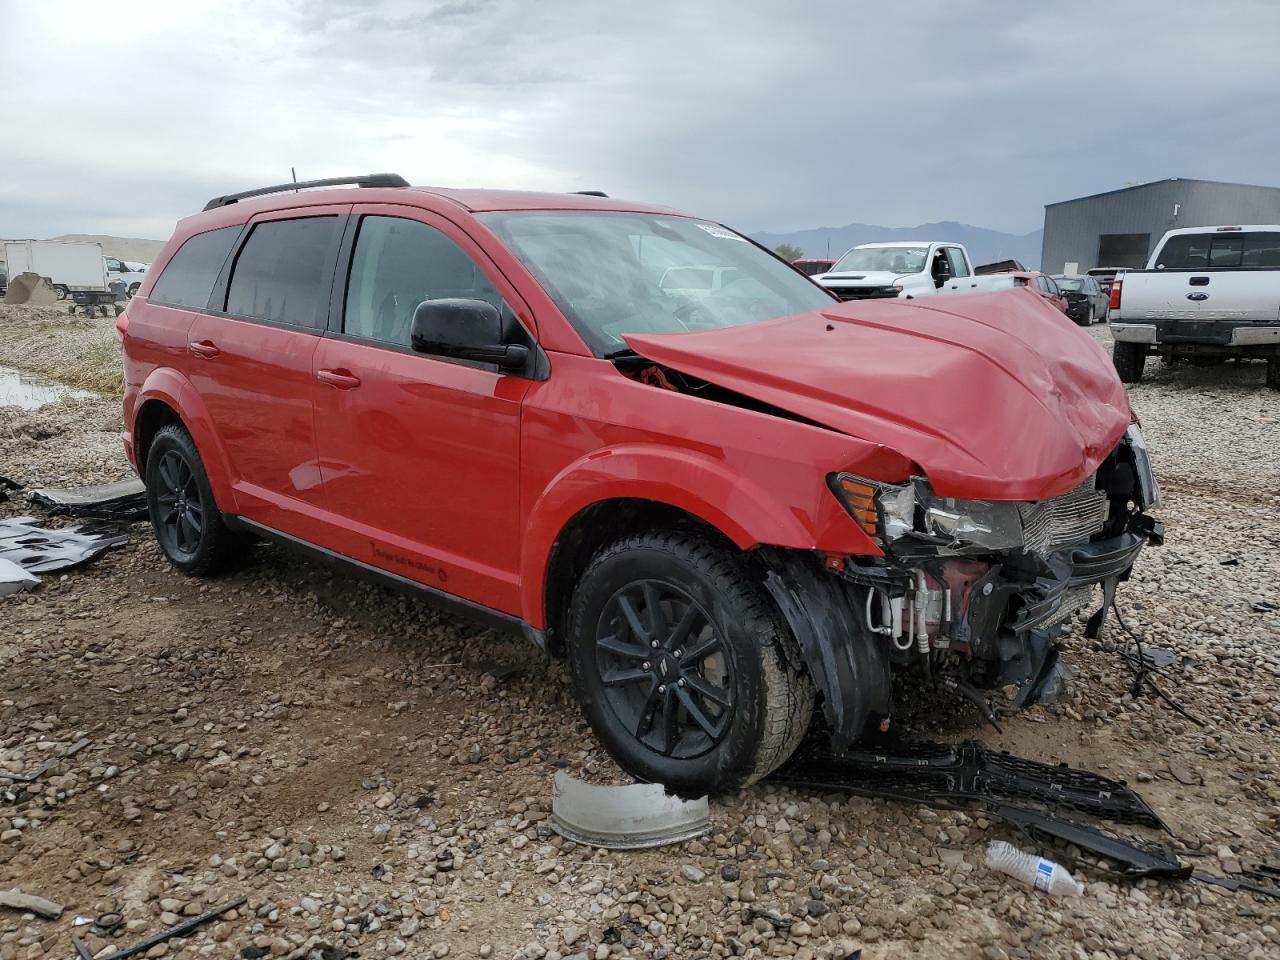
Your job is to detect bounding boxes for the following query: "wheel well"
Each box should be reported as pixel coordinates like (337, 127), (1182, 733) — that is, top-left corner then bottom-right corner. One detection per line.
(134, 399), (185, 472)
(542, 498), (734, 655)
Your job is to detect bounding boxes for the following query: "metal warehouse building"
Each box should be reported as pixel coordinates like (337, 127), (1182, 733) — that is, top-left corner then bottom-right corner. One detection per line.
(1041, 178), (1280, 274)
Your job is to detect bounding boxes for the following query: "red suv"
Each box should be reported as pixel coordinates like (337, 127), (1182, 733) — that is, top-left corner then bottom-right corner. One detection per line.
(120, 174), (1163, 795)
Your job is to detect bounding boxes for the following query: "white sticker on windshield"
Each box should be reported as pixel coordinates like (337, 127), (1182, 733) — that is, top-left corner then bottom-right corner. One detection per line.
(695, 223), (748, 242)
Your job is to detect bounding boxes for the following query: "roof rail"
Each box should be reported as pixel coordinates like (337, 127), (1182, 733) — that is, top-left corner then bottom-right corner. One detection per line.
(202, 173), (409, 211)
(571, 190), (608, 197)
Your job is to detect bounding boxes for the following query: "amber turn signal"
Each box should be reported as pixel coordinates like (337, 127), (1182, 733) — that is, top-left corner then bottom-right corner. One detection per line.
(832, 474), (879, 537)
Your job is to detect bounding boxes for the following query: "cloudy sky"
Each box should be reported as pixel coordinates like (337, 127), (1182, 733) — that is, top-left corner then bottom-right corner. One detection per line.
(3, 0), (1279, 241)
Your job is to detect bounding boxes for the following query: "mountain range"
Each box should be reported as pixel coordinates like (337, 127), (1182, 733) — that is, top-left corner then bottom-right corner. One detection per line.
(752, 220), (1044, 270)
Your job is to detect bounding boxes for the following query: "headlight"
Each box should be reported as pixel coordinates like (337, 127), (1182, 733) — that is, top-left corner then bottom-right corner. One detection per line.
(830, 473), (1024, 551)
(918, 496), (1023, 550)
(1125, 424), (1162, 510)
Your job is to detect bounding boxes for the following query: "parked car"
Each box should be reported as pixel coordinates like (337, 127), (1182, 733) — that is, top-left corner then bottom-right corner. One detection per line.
(1109, 225), (1280, 387)
(970, 271), (1068, 314)
(120, 174), (1163, 795)
(1086, 266), (1129, 296)
(1052, 274), (1108, 325)
(791, 258), (834, 277)
(815, 241), (980, 300)
(105, 256), (148, 297)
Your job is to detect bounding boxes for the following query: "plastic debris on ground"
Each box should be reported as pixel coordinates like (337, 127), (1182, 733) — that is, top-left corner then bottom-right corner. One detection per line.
(0, 517), (129, 596)
(550, 770), (711, 849)
(28, 477), (148, 521)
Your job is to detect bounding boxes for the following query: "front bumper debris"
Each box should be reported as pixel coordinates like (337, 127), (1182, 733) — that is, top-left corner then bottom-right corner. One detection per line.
(548, 770), (711, 848)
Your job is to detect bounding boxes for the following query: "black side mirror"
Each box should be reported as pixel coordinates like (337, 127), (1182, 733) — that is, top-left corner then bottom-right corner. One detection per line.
(410, 298), (529, 372)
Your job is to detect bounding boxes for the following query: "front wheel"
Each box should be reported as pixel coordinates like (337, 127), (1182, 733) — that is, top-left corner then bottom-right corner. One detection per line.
(566, 531), (814, 796)
(145, 424), (251, 576)
(1113, 340), (1146, 384)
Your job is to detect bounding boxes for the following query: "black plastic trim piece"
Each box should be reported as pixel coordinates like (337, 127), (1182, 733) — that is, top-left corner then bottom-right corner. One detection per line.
(760, 551), (890, 749)
(203, 174), (408, 211)
(223, 515), (545, 648)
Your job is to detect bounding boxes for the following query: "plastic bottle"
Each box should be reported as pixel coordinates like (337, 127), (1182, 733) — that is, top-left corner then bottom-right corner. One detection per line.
(985, 840), (1084, 896)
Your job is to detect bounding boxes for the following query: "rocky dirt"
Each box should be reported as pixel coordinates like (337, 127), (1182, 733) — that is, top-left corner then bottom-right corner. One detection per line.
(1, 310), (1278, 960)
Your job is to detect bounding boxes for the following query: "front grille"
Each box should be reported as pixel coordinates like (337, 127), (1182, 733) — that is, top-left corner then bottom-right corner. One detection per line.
(1018, 478), (1108, 555)
(829, 286), (899, 301)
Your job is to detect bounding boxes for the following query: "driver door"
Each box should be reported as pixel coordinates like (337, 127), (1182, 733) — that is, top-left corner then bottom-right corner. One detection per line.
(310, 206), (536, 614)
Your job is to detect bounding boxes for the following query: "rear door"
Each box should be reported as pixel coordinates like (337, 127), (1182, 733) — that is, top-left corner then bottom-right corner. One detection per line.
(187, 207), (347, 537)
(310, 205), (534, 613)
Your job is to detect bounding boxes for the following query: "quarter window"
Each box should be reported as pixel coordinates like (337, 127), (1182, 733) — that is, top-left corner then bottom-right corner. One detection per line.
(149, 226), (240, 310)
(225, 217), (338, 328)
(343, 216), (505, 347)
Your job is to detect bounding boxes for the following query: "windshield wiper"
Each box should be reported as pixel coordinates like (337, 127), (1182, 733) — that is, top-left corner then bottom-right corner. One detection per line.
(603, 347), (639, 360)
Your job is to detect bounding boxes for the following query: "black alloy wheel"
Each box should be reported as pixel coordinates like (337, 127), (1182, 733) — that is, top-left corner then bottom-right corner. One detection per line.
(154, 449), (204, 558)
(595, 579), (734, 760)
(566, 530), (815, 795)
(144, 423), (250, 576)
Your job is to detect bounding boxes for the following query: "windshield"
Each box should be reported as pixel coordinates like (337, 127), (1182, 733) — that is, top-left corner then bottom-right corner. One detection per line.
(830, 245), (928, 274)
(478, 211), (835, 355)
(1055, 278), (1083, 291)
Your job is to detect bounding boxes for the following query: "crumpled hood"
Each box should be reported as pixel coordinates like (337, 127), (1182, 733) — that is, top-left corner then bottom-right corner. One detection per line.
(623, 290), (1133, 502)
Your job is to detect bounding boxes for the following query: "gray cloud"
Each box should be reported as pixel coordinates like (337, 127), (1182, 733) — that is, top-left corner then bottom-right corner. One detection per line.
(3, 0), (1278, 242)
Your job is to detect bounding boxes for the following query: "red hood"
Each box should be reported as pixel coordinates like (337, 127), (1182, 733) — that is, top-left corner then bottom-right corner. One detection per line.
(623, 290), (1132, 501)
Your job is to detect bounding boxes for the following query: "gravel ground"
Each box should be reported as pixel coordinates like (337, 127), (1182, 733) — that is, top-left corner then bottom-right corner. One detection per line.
(1, 309), (1278, 960)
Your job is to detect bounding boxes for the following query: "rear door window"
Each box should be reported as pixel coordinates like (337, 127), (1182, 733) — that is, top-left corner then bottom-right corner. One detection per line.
(343, 215), (506, 347)
(225, 217), (339, 328)
(149, 226), (240, 309)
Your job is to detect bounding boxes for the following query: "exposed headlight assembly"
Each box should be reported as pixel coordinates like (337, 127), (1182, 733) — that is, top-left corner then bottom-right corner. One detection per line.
(1125, 424), (1162, 510)
(830, 473), (1024, 551)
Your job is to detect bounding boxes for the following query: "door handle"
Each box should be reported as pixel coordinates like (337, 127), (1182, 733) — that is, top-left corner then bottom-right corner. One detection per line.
(189, 339), (220, 359)
(316, 368), (362, 390)
(1189, 276), (1210, 286)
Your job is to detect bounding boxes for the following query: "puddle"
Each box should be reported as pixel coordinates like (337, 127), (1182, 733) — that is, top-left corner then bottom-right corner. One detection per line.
(0, 365), (96, 409)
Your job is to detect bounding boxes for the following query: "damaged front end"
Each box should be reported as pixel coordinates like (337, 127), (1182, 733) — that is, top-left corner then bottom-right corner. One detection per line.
(780, 425), (1163, 745)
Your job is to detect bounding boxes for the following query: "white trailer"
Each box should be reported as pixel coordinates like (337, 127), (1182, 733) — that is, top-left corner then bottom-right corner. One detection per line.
(3, 240), (110, 303)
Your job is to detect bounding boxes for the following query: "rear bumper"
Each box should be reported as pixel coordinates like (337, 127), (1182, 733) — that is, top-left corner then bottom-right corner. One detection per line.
(1112, 319), (1280, 348)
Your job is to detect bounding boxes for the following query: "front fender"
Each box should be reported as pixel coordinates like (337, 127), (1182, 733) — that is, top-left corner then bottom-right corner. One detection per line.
(519, 443), (879, 627)
(135, 367), (238, 511)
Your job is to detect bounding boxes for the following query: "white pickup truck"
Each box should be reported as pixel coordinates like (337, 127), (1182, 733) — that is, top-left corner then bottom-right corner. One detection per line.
(1109, 225), (1280, 388)
(814, 241), (980, 301)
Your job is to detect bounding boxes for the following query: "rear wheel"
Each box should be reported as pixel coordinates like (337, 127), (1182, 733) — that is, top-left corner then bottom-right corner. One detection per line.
(145, 424), (250, 576)
(1267, 358), (1279, 390)
(566, 530), (814, 796)
(1113, 340), (1146, 384)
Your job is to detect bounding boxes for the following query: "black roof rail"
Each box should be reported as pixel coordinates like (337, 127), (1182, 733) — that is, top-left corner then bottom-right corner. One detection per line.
(203, 173), (409, 211)
(571, 190), (608, 197)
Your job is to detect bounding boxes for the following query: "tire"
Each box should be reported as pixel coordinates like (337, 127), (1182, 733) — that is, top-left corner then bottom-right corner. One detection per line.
(144, 423), (250, 576)
(566, 530), (814, 796)
(1073, 306), (1090, 327)
(1113, 340), (1146, 384)
(127, 283), (140, 298)
(53, 284), (69, 301)
(1267, 358), (1279, 390)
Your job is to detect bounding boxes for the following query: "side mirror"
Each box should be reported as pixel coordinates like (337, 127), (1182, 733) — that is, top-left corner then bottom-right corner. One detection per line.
(410, 298), (529, 372)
